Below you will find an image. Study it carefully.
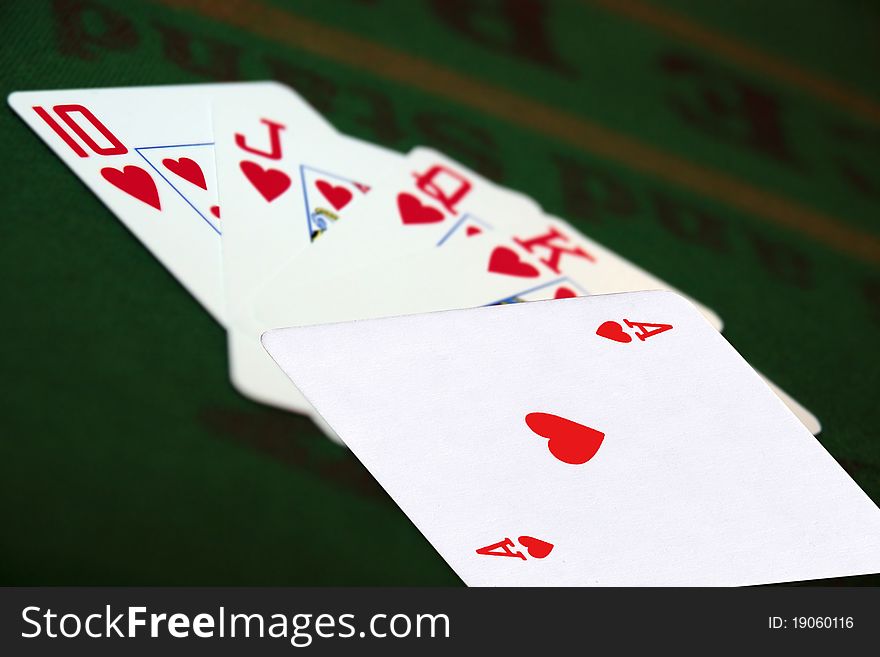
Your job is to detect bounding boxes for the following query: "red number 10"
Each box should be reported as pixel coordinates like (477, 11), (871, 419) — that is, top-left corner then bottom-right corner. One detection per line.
(33, 104), (127, 158)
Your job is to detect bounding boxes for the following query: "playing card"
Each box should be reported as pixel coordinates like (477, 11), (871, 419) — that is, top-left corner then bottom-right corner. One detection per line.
(221, 142), (544, 432)
(252, 211), (818, 433)
(439, 213), (820, 433)
(362, 145), (545, 246)
(252, 224), (590, 328)
(8, 82), (329, 323)
(262, 291), (880, 586)
(213, 96), (402, 424)
(250, 146), (728, 331)
(254, 147), (549, 312)
(442, 213), (724, 326)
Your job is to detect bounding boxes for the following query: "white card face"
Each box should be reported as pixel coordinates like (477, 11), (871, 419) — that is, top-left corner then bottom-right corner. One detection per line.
(439, 214), (819, 433)
(337, 145), (544, 251)
(253, 225), (581, 329)
(8, 82), (328, 323)
(251, 202), (725, 334)
(258, 147), (547, 307)
(252, 213), (818, 434)
(223, 141), (535, 422)
(452, 214), (724, 328)
(262, 291), (879, 586)
(213, 95), (402, 419)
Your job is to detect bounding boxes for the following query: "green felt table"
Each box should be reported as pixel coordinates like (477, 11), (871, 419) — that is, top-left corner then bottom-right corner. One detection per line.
(1, 0), (879, 585)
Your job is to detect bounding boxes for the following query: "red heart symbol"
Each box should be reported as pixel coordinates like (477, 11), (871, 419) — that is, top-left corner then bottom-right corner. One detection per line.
(466, 225), (482, 237)
(555, 286), (577, 299)
(525, 412), (605, 465)
(596, 320), (631, 343)
(210, 205), (220, 218)
(518, 536), (553, 559)
(488, 247), (540, 278)
(240, 161), (291, 202)
(315, 179), (353, 210)
(162, 157), (206, 190)
(397, 192), (444, 225)
(100, 166), (160, 210)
